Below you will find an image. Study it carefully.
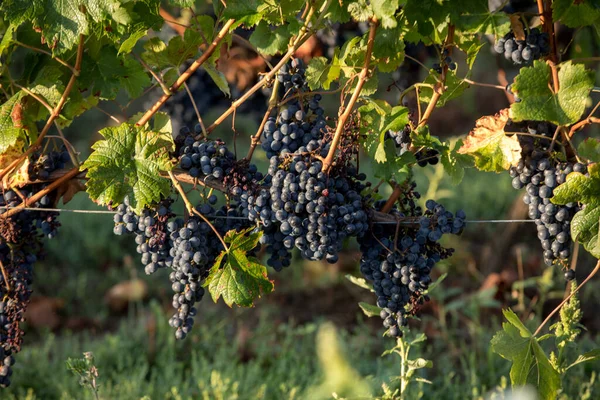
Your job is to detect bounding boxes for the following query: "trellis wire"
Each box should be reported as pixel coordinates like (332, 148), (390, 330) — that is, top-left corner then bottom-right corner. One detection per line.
(0, 206), (535, 224)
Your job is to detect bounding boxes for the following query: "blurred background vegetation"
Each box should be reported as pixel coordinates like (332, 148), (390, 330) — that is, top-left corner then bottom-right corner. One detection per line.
(3, 4), (600, 400)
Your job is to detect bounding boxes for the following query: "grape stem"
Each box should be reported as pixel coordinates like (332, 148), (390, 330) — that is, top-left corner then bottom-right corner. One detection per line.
(537, 0), (558, 65)
(0, 167), (81, 218)
(168, 171), (229, 251)
(0, 259), (10, 292)
(205, 0), (334, 134)
(136, 18), (236, 127)
(322, 17), (379, 174)
(12, 40), (78, 75)
(417, 25), (455, 129)
(244, 78), (281, 161)
(0, 35), (85, 182)
(533, 259), (600, 336)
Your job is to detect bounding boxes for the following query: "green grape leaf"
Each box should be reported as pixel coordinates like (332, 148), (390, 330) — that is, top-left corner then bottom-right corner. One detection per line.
(345, 274), (374, 292)
(510, 61), (594, 126)
(358, 302), (381, 318)
(358, 100), (414, 182)
(222, 0), (263, 26)
(0, 92), (27, 153)
(553, 0), (600, 28)
(458, 109), (522, 172)
(306, 51), (344, 90)
(456, 33), (484, 69)
(6, 0), (90, 55)
(373, 27), (405, 73)
(249, 21), (295, 56)
(152, 112), (172, 135)
(206, 251), (273, 307)
(552, 164), (600, 258)
(86, 0), (131, 25)
(80, 48), (150, 100)
(577, 138), (600, 162)
(82, 123), (174, 213)
(225, 226), (262, 253)
(0, 23), (16, 64)
(441, 139), (472, 185)
(122, 57), (151, 98)
(455, 8), (510, 36)
(491, 309), (560, 400)
(60, 90), (99, 126)
(348, 0), (373, 22)
(326, 0), (351, 23)
(204, 227), (272, 307)
(566, 349), (600, 371)
(204, 63), (231, 97)
(118, 29), (148, 55)
(141, 29), (204, 70)
(419, 70), (470, 107)
(167, 0), (195, 7)
(371, 0), (398, 29)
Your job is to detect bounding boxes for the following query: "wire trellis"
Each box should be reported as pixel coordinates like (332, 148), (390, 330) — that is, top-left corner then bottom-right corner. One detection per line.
(0, 206), (535, 225)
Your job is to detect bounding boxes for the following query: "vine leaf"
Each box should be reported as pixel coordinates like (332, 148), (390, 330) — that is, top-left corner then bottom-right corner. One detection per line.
(358, 100), (414, 181)
(577, 138), (600, 162)
(419, 70), (469, 107)
(358, 302), (380, 318)
(491, 309), (560, 400)
(510, 61), (594, 126)
(141, 29), (205, 70)
(458, 109), (521, 172)
(0, 92), (27, 153)
(565, 349), (600, 371)
(249, 21), (300, 56)
(552, 0), (600, 28)
(80, 48), (150, 100)
(552, 164), (600, 259)
(373, 26), (405, 73)
(81, 123), (174, 213)
(205, 228), (273, 307)
(441, 139), (472, 185)
(0, 140), (30, 189)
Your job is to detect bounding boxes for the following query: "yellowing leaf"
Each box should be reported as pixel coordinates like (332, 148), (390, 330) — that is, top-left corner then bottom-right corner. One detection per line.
(458, 109), (522, 172)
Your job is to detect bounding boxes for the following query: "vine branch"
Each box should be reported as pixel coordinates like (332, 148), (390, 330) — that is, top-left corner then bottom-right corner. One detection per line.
(136, 18), (236, 127)
(0, 34), (85, 182)
(205, 0), (334, 134)
(534, 259), (600, 336)
(0, 167), (81, 218)
(322, 17), (378, 174)
(168, 171), (229, 251)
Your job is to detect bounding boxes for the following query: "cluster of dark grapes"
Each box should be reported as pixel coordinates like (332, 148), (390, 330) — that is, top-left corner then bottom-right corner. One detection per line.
(113, 198), (175, 275)
(507, 121), (585, 277)
(261, 96), (328, 159)
(243, 60), (371, 269)
(245, 156), (369, 269)
(494, 28), (550, 65)
(176, 125), (263, 197)
(166, 201), (252, 339)
(0, 148), (70, 387)
(277, 58), (309, 96)
(432, 50), (457, 73)
(360, 189), (466, 338)
(386, 126), (440, 167)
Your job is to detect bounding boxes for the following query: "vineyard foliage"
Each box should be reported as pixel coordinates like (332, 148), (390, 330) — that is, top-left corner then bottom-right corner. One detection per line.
(1, 0), (600, 398)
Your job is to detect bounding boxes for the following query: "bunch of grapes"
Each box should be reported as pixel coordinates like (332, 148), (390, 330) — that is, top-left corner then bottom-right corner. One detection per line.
(0, 148), (70, 387)
(386, 126), (440, 167)
(493, 28), (550, 65)
(432, 50), (457, 73)
(176, 125), (263, 197)
(245, 156), (369, 269)
(277, 58), (309, 96)
(113, 198), (176, 275)
(360, 188), (466, 338)
(507, 121), (585, 276)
